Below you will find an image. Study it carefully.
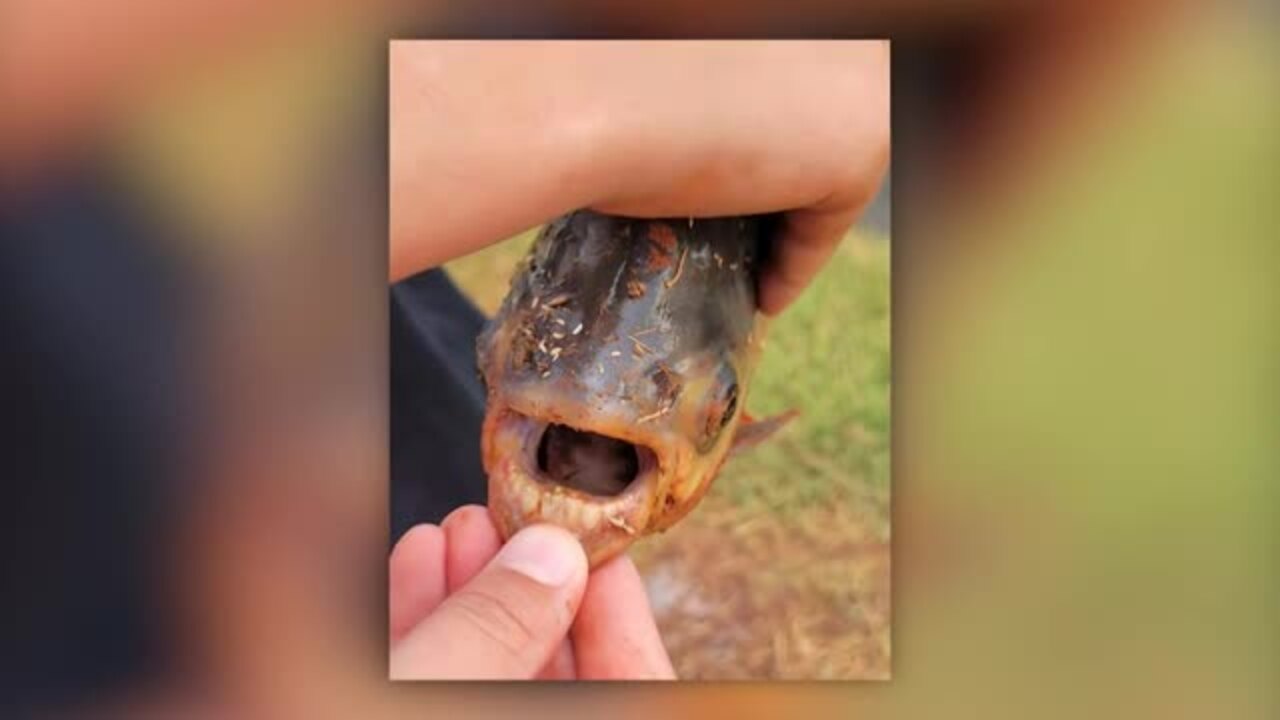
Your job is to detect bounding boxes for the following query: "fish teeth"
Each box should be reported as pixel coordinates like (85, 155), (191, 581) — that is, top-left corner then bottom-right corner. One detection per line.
(542, 492), (571, 526)
(519, 484), (540, 514)
(606, 511), (637, 535)
(579, 503), (602, 530)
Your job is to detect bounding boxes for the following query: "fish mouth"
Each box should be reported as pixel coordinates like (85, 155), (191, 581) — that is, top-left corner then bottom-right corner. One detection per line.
(485, 406), (661, 557)
(536, 420), (662, 495)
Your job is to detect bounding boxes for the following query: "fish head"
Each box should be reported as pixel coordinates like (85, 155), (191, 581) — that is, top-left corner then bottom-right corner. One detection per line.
(477, 211), (788, 566)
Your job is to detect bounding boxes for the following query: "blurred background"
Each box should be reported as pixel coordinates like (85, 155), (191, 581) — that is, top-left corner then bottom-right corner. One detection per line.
(2, 1), (1276, 718)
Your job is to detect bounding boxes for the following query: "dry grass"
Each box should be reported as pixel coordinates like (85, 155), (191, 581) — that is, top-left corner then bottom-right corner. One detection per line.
(631, 492), (890, 680)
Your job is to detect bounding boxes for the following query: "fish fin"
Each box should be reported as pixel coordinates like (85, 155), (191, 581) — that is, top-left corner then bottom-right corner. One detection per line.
(729, 410), (799, 456)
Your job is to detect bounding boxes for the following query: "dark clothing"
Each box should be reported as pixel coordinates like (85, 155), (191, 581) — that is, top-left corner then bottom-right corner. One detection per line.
(1, 164), (188, 711)
(1, 162), (489, 711)
(389, 270), (490, 541)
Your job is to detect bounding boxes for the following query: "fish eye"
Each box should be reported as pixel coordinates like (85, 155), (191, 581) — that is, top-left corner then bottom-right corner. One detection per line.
(720, 383), (739, 427)
(696, 366), (739, 452)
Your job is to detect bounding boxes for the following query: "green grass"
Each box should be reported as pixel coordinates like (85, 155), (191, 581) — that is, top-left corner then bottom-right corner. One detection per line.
(446, 227), (891, 537)
(727, 232), (890, 532)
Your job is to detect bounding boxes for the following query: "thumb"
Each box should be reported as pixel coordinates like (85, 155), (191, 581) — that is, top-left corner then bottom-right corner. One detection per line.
(390, 524), (588, 679)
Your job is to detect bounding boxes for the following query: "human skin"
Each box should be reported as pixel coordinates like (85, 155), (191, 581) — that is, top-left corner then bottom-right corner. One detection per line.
(388, 40), (891, 315)
(389, 505), (675, 680)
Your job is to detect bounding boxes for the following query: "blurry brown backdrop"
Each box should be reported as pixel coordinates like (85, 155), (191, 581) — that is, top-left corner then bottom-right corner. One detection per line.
(2, 2), (1276, 719)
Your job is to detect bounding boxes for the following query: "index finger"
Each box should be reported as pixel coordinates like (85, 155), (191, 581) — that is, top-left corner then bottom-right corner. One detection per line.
(758, 205), (858, 316)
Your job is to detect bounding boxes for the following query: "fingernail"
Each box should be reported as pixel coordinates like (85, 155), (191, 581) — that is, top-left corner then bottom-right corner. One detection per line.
(495, 525), (585, 587)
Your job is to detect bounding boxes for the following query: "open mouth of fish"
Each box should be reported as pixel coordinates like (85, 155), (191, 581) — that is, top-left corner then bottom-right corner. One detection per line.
(485, 405), (665, 549)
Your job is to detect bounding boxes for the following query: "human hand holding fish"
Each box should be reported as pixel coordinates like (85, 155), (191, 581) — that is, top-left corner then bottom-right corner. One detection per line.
(389, 40), (890, 315)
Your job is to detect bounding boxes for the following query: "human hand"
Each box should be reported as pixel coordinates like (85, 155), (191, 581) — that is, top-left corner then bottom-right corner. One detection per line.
(389, 40), (890, 315)
(388, 505), (675, 680)
(574, 41), (891, 314)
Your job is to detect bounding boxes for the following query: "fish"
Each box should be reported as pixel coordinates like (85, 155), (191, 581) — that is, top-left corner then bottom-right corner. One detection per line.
(476, 210), (797, 568)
